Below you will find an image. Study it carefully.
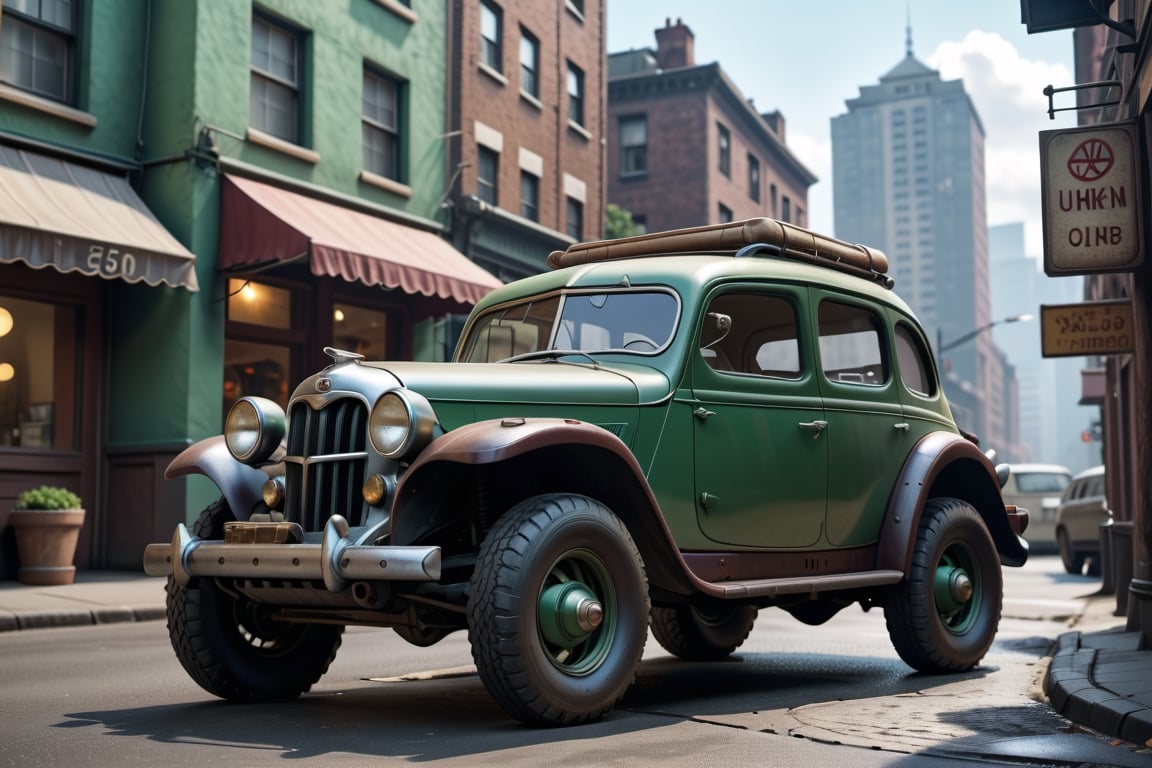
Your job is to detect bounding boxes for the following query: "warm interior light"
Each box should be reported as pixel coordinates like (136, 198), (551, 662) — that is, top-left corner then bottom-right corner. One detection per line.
(334, 308), (345, 322)
(242, 283), (256, 301)
(0, 363), (13, 382)
(0, 307), (12, 337)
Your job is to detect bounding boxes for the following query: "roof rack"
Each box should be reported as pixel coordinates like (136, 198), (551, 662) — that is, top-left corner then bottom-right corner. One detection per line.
(548, 217), (893, 289)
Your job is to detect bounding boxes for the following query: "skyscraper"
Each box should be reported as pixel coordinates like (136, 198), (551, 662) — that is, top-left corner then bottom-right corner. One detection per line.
(831, 30), (1012, 452)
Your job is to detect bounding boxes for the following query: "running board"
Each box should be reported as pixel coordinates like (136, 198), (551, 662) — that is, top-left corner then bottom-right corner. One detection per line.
(704, 570), (904, 599)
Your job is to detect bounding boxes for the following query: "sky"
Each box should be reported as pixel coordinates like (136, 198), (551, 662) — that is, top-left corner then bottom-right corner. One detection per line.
(606, 0), (1079, 260)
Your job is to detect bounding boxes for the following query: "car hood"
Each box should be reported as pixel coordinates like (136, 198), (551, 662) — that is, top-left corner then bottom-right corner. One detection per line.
(362, 360), (673, 407)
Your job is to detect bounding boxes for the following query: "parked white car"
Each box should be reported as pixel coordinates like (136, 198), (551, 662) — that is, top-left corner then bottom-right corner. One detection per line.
(1056, 465), (1109, 575)
(1001, 463), (1072, 553)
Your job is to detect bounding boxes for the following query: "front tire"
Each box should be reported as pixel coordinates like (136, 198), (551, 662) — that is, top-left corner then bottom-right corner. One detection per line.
(166, 499), (344, 701)
(884, 497), (1002, 673)
(468, 494), (649, 726)
(650, 603), (757, 660)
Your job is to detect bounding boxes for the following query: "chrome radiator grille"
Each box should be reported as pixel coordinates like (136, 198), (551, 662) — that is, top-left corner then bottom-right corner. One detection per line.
(284, 398), (369, 531)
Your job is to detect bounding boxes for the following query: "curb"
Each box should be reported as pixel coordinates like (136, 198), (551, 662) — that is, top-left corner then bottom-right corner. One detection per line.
(1046, 629), (1152, 747)
(0, 606), (166, 633)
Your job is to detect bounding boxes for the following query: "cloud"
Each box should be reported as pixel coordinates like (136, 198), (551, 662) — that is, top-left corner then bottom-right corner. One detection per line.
(927, 31), (1075, 258)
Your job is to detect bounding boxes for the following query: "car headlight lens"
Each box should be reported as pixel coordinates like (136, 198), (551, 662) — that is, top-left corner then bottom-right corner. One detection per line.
(369, 390), (438, 461)
(225, 396), (286, 464)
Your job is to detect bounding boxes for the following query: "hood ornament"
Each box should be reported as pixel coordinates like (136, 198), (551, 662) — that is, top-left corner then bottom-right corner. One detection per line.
(323, 346), (364, 366)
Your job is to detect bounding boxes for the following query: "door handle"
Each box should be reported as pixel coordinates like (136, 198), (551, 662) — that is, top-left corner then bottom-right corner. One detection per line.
(700, 492), (719, 512)
(798, 419), (828, 437)
(894, 422), (910, 431)
(694, 407), (716, 421)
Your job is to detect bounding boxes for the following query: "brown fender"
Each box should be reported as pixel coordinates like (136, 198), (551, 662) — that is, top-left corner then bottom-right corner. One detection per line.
(879, 431), (1029, 572)
(393, 418), (699, 595)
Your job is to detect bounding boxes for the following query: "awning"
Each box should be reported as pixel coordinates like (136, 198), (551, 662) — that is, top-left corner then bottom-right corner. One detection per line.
(220, 175), (502, 305)
(0, 145), (199, 291)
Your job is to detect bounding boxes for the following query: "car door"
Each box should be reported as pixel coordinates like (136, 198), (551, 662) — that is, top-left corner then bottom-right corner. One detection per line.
(690, 286), (827, 549)
(810, 290), (916, 547)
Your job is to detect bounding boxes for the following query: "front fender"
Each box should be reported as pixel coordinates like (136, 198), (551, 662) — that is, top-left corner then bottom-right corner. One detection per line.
(879, 431), (1029, 572)
(165, 436), (276, 522)
(393, 418), (699, 595)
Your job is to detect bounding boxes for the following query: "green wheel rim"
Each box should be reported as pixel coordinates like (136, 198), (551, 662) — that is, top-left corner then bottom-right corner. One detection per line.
(536, 548), (616, 676)
(933, 543), (980, 635)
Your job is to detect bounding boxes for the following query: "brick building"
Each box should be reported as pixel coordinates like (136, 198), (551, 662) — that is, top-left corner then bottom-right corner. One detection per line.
(606, 19), (815, 233)
(447, 0), (605, 281)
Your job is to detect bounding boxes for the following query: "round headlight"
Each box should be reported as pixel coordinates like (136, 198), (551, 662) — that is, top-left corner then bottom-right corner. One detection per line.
(369, 390), (438, 461)
(225, 396), (286, 464)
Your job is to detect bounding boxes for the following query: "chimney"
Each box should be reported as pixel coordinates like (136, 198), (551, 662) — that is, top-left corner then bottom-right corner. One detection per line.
(761, 110), (785, 143)
(655, 17), (694, 70)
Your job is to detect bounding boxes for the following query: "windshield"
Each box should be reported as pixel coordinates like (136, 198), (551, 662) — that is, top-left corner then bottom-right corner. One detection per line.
(459, 290), (680, 362)
(1015, 471), (1071, 493)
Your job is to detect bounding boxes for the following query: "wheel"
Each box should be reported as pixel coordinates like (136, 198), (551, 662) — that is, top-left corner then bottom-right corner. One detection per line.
(884, 497), (1002, 673)
(1057, 527), (1087, 575)
(165, 499), (344, 701)
(467, 494), (649, 726)
(650, 602), (757, 660)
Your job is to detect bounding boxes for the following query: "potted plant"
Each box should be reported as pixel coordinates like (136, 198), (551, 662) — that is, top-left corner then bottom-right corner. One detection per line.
(10, 486), (85, 585)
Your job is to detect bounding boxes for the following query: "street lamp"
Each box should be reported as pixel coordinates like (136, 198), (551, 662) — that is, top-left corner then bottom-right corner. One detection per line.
(936, 313), (1034, 361)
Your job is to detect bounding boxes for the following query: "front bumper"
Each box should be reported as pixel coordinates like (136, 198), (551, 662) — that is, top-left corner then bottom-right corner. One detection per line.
(143, 514), (441, 592)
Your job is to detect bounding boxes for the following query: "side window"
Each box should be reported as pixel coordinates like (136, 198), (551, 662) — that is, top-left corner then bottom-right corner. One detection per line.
(699, 292), (801, 378)
(818, 301), (887, 386)
(894, 322), (936, 397)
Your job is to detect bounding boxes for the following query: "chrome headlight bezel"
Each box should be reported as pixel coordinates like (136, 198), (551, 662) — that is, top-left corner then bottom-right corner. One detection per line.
(225, 396), (286, 464)
(369, 389), (438, 462)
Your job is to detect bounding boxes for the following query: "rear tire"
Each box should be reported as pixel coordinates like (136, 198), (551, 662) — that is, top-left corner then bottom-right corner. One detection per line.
(885, 497), (1002, 673)
(650, 603), (757, 661)
(165, 499), (344, 701)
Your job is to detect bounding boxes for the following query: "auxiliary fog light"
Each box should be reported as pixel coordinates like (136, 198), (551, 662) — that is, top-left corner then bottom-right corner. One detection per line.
(363, 473), (394, 506)
(262, 476), (285, 509)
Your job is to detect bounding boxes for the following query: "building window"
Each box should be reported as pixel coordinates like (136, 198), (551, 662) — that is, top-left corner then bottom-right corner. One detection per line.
(566, 196), (583, 240)
(748, 154), (760, 202)
(519, 27), (538, 98)
(632, 215), (647, 234)
(619, 115), (647, 177)
(251, 13), (303, 143)
(718, 203), (733, 223)
(567, 61), (584, 126)
(717, 123), (730, 177)
(782, 196), (791, 223)
(0, 0), (76, 103)
(770, 183), (778, 218)
(0, 294), (81, 451)
(477, 145), (499, 205)
(362, 67), (402, 181)
(480, 0), (502, 73)
(520, 171), (539, 221)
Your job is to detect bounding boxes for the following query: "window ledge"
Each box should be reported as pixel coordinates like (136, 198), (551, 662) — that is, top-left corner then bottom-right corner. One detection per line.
(619, 171), (648, 182)
(478, 62), (508, 87)
(359, 170), (412, 199)
(0, 83), (96, 128)
(519, 91), (543, 111)
(370, 0), (418, 24)
(246, 128), (320, 164)
(567, 120), (592, 141)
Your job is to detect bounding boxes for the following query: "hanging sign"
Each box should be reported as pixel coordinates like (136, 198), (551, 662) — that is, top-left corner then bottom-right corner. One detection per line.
(1039, 120), (1145, 275)
(1040, 300), (1134, 357)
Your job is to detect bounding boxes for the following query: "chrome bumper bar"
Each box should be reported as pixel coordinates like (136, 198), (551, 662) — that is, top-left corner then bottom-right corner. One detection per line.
(143, 514), (441, 591)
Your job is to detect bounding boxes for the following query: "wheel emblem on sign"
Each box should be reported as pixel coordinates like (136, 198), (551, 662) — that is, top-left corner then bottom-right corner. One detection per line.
(1067, 138), (1114, 182)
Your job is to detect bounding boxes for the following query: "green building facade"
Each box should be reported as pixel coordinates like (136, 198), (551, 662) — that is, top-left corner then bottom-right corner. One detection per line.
(0, 0), (501, 576)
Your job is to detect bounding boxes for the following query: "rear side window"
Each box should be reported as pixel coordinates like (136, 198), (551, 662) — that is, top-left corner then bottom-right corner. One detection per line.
(894, 323), (936, 397)
(818, 301), (887, 386)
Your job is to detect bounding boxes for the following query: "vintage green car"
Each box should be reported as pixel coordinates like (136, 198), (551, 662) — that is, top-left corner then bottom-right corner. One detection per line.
(145, 218), (1029, 726)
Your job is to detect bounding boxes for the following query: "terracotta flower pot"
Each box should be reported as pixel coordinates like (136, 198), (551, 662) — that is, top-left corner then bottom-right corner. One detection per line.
(10, 508), (86, 586)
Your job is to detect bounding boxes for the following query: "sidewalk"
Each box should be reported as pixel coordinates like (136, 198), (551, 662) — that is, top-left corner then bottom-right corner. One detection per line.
(0, 569), (1149, 747)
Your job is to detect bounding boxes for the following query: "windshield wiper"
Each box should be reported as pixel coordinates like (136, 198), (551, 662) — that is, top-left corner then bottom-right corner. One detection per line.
(498, 349), (601, 367)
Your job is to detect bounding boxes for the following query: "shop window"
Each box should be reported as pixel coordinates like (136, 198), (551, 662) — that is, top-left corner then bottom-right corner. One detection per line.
(223, 340), (291, 416)
(227, 278), (291, 329)
(332, 302), (388, 360)
(0, 295), (80, 451)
